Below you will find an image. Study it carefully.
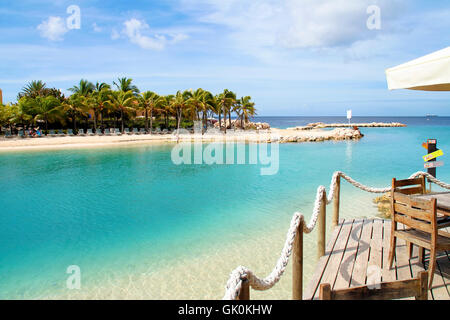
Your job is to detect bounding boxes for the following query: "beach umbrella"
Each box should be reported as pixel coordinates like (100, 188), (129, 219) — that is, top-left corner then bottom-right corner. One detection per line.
(385, 47), (450, 91)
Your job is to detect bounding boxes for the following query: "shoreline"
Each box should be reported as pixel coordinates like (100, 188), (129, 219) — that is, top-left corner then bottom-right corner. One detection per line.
(0, 127), (365, 152)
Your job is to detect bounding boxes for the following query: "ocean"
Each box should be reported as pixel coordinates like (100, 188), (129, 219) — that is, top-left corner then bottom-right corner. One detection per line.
(0, 116), (449, 299)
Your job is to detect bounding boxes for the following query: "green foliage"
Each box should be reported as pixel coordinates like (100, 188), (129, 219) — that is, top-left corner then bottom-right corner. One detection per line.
(5, 79), (257, 132)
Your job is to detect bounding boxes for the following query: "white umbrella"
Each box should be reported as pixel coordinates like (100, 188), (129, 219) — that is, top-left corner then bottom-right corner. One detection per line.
(385, 47), (450, 91)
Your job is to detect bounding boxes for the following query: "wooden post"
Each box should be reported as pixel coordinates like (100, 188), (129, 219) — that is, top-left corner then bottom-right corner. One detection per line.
(292, 220), (303, 300)
(319, 283), (332, 300)
(318, 192), (326, 259)
(238, 278), (250, 300)
(416, 271), (428, 300)
(332, 176), (340, 228)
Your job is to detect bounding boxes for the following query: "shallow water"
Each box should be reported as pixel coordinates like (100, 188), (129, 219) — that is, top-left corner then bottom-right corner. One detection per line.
(0, 118), (449, 299)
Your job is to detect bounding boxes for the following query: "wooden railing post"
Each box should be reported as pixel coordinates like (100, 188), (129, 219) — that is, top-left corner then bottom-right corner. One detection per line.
(332, 175), (340, 228)
(238, 278), (250, 300)
(318, 192), (326, 259)
(292, 220), (303, 300)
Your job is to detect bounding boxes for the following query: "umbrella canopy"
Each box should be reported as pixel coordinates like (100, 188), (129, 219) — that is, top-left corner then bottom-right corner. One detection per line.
(386, 47), (450, 91)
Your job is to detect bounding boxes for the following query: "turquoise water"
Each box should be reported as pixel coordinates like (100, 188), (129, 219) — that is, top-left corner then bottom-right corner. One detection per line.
(0, 122), (449, 298)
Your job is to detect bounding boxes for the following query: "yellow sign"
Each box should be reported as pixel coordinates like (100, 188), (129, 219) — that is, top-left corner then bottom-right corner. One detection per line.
(423, 149), (443, 162)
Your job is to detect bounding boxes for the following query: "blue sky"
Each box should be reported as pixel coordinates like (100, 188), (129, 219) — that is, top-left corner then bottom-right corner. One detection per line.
(0, 0), (449, 115)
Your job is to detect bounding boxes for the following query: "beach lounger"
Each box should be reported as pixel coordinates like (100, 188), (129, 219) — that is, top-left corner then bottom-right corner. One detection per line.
(114, 128), (122, 135)
(5, 130), (13, 138)
(124, 128), (130, 135)
(18, 130), (26, 138)
(104, 128), (112, 136)
(78, 129), (85, 136)
(87, 129), (94, 136)
(48, 130), (56, 137)
(139, 128), (146, 134)
(132, 128), (139, 135)
(67, 129), (74, 136)
(162, 129), (168, 134)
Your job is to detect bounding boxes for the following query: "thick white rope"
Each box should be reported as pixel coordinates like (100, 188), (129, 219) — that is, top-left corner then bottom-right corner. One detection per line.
(222, 171), (450, 300)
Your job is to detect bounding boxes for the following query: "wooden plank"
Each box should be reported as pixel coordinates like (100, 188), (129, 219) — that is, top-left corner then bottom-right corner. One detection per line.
(382, 219), (397, 282)
(409, 244), (432, 299)
(304, 220), (344, 300)
(395, 223), (413, 281)
(414, 192), (450, 213)
(350, 219), (373, 287)
(326, 275), (425, 300)
(320, 219), (353, 289)
(366, 219), (383, 288)
(334, 219), (364, 289)
(430, 253), (450, 299)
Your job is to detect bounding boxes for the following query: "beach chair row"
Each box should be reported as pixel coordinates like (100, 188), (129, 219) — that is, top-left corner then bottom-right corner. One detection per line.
(2, 128), (172, 138)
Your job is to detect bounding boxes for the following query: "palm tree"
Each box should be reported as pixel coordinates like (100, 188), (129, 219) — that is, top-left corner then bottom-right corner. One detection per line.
(59, 94), (86, 132)
(106, 91), (136, 133)
(113, 77), (140, 95)
(157, 95), (174, 129)
(138, 91), (160, 133)
(68, 79), (95, 96)
(95, 82), (110, 92)
(170, 91), (190, 132)
(217, 89), (236, 133)
(25, 96), (61, 133)
(186, 89), (214, 132)
(92, 88), (111, 132)
(19, 80), (47, 99)
(239, 96), (256, 129)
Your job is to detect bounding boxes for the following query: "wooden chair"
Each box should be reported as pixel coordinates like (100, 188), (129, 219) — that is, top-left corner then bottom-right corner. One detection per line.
(392, 177), (449, 260)
(388, 188), (450, 288)
(319, 271), (428, 300)
(392, 177), (426, 195)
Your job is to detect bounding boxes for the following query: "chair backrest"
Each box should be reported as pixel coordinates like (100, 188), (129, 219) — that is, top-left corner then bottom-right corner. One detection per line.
(392, 177), (426, 195)
(391, 187), (437, 235)
(319, 271), (428, 300)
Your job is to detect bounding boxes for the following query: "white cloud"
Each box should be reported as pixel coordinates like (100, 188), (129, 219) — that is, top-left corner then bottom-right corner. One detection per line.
(37, 16), (68, 41)
(184, 0), (403, 49)
(118, 18), (187, 50)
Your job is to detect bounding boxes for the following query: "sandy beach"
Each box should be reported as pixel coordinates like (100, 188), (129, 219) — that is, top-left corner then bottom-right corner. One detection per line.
(0, 127), (364, 152)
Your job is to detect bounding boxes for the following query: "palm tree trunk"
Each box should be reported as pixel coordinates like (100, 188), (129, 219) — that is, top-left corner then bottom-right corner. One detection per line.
(120, 109), (124, 133)
(224, 109), (227, 134)
(228, 110), (232, 130)
(150, 109), (153, 134)
(44, 114), (48, 135)
(145, 109), (149, 133)
(100, 110), (104, 133)
(93, 112), (97, 132)
(218, 110), (222, 130)
(177, 108), (182, 131)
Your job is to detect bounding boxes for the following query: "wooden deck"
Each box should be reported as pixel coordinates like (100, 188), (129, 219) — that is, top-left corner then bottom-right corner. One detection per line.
(305, 218), (450, 300)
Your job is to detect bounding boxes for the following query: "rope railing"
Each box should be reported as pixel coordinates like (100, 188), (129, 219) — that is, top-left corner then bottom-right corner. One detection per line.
(222, 171), (450, 300)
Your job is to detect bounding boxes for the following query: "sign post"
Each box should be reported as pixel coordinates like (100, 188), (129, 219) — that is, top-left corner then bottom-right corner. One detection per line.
(426, 139), (437, 179)
(346, 110), (352, 126)
(422, 139), (445, 191)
